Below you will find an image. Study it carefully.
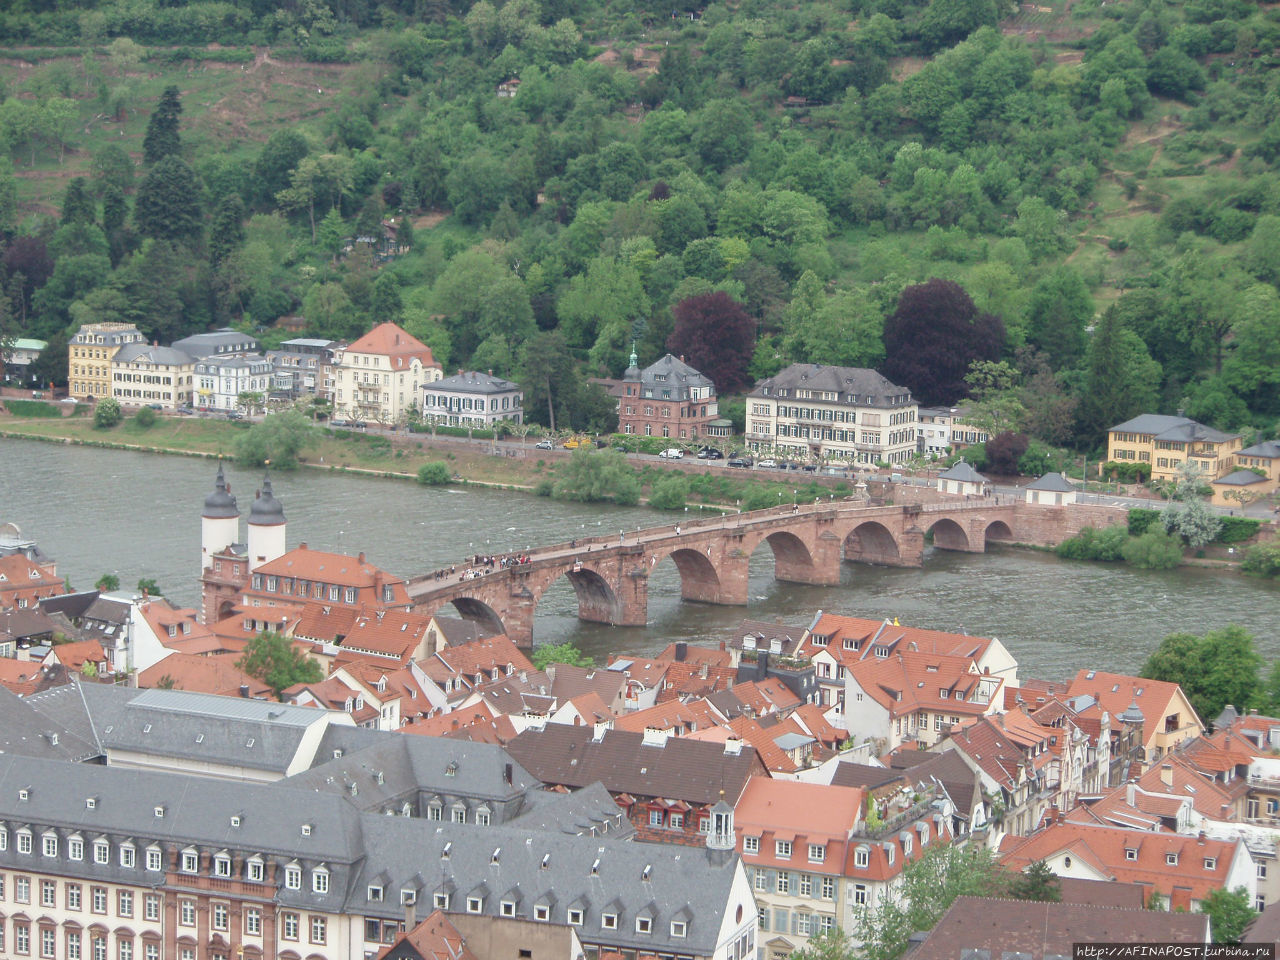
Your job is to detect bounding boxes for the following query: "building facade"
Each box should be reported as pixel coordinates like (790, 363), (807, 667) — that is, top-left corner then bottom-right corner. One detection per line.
(171, 329), (261, 360)
(194, 356), (276, 412)
(68, 324), (145, 401)
(3, 338), (47, 387)
(110, 344), (196, 409)
(421, 371), (523, 428)
(267, 340), (336, 399)
(332, 323), (442, 425)
(746, 365), (918, 465)
(617, 352), (720, 441)
(916, 407), (989, 457)
(1106, 414), (1243, 483)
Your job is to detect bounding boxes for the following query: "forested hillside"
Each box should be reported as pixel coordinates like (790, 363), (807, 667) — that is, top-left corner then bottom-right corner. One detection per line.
(1, 0), (1278, 457)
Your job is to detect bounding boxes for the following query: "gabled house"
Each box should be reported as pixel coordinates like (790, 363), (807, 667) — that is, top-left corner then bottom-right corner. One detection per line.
(1065, 669), (1203, 770)
(1000, 821), (1255, 912)
(505, 724), (768, 846)
(842, 649), (1004, 753)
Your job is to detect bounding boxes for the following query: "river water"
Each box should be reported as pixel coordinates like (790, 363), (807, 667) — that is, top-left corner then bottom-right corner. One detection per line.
(2, 438), (1276, 680)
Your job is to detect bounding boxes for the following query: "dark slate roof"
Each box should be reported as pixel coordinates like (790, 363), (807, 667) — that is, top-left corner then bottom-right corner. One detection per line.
(938, 460), (988, 483)
(23, 679), (138, 756)
(433, 616), (495, 646)
(171, 328), (261, 358)
(81, 597), (131, 626)
(908, 895), (1209, 960)
(39, 590), (102, 622)
(1109, 414), (1237, 443)
(1246, 898), (1280, 945)
(630, 353), (715, 400)
(829, 762), (906, 791)
(506, 782), (636, 838)
(0, 688), (97, 761)
(750, 363), (911, 406)
(247, 474), (286, 524)
(898, 750), (983, 819)
(1240, 441), (1280, 459)
(1025, 472), (1074, 492)
(0, 607), (61, 641)
(424, 370), (522, 395)
(288, 731), (540, 810)
(351, 812), (742, 956)
(505, 725), (765, 805)
(1213, 469), (1269, 487)
(113, 342), (196, 366)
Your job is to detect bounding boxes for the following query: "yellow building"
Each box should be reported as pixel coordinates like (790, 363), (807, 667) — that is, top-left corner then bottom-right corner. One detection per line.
(110, 343), (196, 409)
(1106, 414), (1242, 483)
(1212, 440), (1280, 506)
(68, 323), (144, 400)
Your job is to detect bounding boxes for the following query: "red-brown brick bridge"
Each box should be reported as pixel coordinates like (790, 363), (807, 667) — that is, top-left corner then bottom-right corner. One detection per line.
(405, 492), (1125, 649)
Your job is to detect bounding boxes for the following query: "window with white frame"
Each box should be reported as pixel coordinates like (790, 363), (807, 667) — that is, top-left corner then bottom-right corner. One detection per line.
(435, 893), (450, 910)
(1204, 857), (1217, 870)
(118, 891), (132, 917)
(282, 913), (299, 940)
(91, 887), (107, 913)
(808, 844), (826, 863)
(636, 916), (652, 934)
(754, 870), (768, 892)
(567, 908), (583, 926)
(799, 874), (812, 897)
(671, 921), (687, 938)
(854, 847), (869, 868)
(17, 829), (32, 854)
(179, 900), (196, 926)
(181, 849), (198, 873)
(500, 901), (516, 918)
(534, 904), (549, 921)
(145, 846), (161, 871)
(41, 879), (56, 907)
(821, 876), (835, 900)
(777, 872), (790, 895)
(212, 903), (228, 931)
(602, 913), (618, 930)
(212, 853), (231, 877)
(145, 895), (160, 922)
(245, 908), (261, 935)
(284, 864), (302, 889)
(93, 839), (109, 864)
(312, 868), (329, 894)
(744, 836), (760, 854)
(120, 844), (135, 868)
(42, 833), (57, 857)
(247, 857), (265, 882)
(854, 884), (868, 906)
(649, 810), (663, 827)
(310, 916), (326, 945)
(67, 883), (81, 910)
(776, 840), (792, 859)
(467, 897), (483, 914)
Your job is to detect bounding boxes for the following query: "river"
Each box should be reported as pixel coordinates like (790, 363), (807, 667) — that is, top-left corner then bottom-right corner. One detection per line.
(2, 438), (1276, 680)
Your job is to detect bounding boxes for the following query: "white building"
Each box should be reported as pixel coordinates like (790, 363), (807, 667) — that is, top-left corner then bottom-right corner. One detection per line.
(746, 364), (918, 465)
(422, 370), (524, 428)
(332, 322), (442, 425)
(194, 356), (275, 412)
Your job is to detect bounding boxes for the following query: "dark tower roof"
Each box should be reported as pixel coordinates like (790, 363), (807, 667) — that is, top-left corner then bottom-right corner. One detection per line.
(248, 474), (286, 526)
(202, 463), (239, 520)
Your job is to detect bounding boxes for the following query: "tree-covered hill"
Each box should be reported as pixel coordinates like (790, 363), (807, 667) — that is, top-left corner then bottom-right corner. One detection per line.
(1, 0), (1278, 454)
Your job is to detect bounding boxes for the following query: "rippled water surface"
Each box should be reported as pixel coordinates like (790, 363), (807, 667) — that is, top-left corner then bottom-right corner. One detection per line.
(3, 438), (1276, 680)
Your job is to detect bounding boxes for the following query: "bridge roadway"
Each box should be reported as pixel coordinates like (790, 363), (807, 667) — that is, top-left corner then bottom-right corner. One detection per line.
(404, 492), (1124, 649)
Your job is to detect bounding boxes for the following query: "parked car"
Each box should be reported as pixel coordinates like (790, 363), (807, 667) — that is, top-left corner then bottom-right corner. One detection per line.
(563, 436), (590, 449)
(659, 448), (684, 459)
(329, 418), (348, 427)
(756, 458), (778, 469)
(727, 457), (752, 468)
(697, 448), (724, 460)
(534, 439), (554, 450)
(225, 411), (244, 420)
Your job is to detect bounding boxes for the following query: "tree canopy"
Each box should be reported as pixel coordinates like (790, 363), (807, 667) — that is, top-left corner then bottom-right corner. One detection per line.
(236, 630), (324, 699)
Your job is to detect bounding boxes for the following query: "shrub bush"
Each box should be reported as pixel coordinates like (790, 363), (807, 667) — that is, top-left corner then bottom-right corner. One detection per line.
(1241, 541), (1280, 578)
(1215, 517), (1262, 544)
(133, 407), (157, 429)
(417, 462), (452, 485)
(1055, 525), (1128, 562)
(1128, 508), (1161, 536)
(1122, 529), (1184, 569)
(649, 475), (689, 510)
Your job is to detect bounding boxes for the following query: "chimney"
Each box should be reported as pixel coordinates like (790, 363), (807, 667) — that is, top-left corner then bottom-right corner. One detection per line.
(404, 896), (416, 930)
(675, 641), (687, 662)
(724, 737), (743, 756)
(1197, 831), (1206, 845)
(758, 649), (770, 680)
(299, 542), (307, 550)
(1160, 763), (1173, 788)
(240, 685), (249, 698)
(1126, 782), (1136, 805)
(357, 552), (366, 565)
(719, 640), (726, 651)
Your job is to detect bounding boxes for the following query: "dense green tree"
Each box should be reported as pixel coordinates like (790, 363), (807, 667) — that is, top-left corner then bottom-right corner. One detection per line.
(142, 85), (182, 165)
(551, 447), (641, 505)
(95, 572), (120, 592)
(520, 330), (578, 432)
(531, 642), (594, 670)
(61, 177), (96, 227)
(1200, 888), (1258, 944)
(1025, 267), (1093, 370)
(1008, 861), (1062, 902)
(1076, 307), (1162, 448)
(253, 130), (309, 208)
(90, 143), (133, 196)
(417, 461), (452, 485)
(1122, 529), (1184, 570)
(237, 630), (323, 699)
(234, 410), (318, 470)
(134, 155), (203, 247)
(1141, 625), (1261, 722)
(208, 194), (246, 270)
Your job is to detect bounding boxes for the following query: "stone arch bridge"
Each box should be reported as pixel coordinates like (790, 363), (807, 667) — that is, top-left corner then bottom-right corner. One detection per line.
(406, 496), (1123, 649)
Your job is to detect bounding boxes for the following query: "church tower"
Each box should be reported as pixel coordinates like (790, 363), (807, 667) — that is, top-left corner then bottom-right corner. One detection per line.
(201, 463), (240, 575)
(246, 473), (287, 572)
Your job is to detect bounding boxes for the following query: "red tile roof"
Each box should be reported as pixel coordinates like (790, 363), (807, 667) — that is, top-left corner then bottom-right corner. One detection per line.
(732, 677), (802, 717)
(613, 698), (724, 736)
(375, 909), (476, 960)
(801, 614), (994, 665)
(138, 653), (272, 699)
(1065, 669), (1200, 734)
(848, 649), (1000, 719)
(345, 322), (438, 371)
(1001, 822), (1242, 909)
(44, 639), (109, 674)
(736, 777), (863, 871)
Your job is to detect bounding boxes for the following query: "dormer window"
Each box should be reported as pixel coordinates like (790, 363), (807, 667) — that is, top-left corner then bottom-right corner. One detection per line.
(146, 846), (162, 871)
(808, 844), (826, 863)
(214, 854), (232, 877)
(247, 857), (265, 882)
(776, 840), (792, 859)
(744, 836), (759, 854)
(435, 893), (450, 909)
(855, 846), (869, 869)
(468, 896), (483, 914)
(1125, 848), (1138, 861)
(671, 920), (688, 938)
(636, 916), (653, 934)
(1166, 852), (1178, 866)
(181, 849), (199, 873)
(1204, 857), (1217, 870)
(94, 838), (110, 864)
(312, 867), (330, 894)
(567, 908), (583, 926)
(284, 864), (302, 889)
(501, 900), (516, 917)
(368, 885), (384, 902)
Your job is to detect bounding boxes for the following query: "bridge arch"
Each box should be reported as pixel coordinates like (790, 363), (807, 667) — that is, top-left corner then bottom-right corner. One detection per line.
(926, 517), (970, 552)
(746, 529), (819, 585)
(985, 519), (1014, 543)
(441, 596), (508, 638)
(843, 520), (901, 565)
(660, 546), (725, 605)
(541, 563), (626, 626)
